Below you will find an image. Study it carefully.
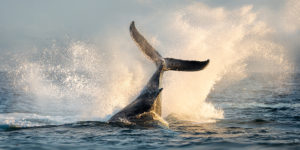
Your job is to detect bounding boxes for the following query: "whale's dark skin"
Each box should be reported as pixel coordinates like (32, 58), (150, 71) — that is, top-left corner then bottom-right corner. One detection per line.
(108, 21), (209, 126)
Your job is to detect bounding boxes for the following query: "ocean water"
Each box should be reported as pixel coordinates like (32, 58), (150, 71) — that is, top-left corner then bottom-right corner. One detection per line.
(0, 71), (299, 150)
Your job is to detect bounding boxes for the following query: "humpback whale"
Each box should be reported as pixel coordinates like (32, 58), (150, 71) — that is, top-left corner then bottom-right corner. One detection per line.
(108, 21), (209, 126)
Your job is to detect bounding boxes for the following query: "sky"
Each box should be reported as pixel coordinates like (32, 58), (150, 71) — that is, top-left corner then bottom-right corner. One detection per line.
(0, 0), (299, 69)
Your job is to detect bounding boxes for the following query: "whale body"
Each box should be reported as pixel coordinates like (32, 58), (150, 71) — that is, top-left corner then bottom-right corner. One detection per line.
(108, 21), (209, 126)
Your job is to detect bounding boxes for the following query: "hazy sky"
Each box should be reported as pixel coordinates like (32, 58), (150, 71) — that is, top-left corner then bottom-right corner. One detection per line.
(0, 0), (299, 69)
(0, 0), (287, 49)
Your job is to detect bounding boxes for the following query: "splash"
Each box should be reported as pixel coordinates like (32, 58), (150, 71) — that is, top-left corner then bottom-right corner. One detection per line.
(2, 1), (296, 126)
(9, 41), (147, 123)
(159, 3), (293, 122)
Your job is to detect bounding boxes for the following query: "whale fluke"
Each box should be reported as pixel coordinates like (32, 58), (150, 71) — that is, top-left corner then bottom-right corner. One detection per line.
(165, 58), (209, 71)
(130, 21), (209, 71)
(130, 21), (163, 67)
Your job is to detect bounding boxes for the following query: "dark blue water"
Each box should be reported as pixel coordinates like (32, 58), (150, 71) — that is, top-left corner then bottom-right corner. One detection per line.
(0, 72), (300, 150)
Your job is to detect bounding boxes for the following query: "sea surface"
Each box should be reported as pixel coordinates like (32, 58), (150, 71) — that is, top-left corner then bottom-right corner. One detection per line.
(0, 72), (299, 150)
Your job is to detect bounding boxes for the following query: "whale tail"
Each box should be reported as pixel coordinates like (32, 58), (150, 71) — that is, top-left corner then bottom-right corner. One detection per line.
(130, 21), (209, 71)
(108, 21), (209, 125)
